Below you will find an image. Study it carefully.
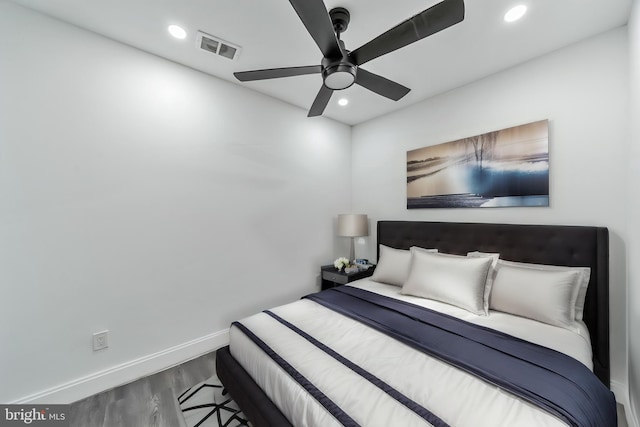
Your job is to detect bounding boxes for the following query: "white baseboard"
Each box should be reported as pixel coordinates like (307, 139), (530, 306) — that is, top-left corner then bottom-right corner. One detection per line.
(612, 379), (628, 405)
(611, 380), (639, 427)
(627, 399), (640, 427)
(10, 329), (230, 405)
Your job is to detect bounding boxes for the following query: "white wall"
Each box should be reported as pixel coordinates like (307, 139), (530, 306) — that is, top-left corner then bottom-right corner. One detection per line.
(0, 2), (351, 403)
(627, 0), (640, 424)
(352, 27), (630, 400)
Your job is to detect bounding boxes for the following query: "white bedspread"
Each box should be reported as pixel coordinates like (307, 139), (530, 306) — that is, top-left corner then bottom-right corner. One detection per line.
(229, 280), (595, 427)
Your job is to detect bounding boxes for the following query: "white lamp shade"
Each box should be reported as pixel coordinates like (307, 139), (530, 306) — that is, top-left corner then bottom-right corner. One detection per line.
(337, 214), (369, 237)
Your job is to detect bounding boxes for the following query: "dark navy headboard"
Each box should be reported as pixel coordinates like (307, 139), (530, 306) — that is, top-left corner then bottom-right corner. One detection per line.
(377, 221), (610, 387)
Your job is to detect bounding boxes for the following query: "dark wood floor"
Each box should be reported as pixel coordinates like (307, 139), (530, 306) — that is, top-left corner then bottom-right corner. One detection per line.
(69, 351), (216, 427)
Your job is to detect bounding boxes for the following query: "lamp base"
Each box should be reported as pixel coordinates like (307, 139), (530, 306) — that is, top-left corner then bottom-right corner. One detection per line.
(349, 237), (356, 263)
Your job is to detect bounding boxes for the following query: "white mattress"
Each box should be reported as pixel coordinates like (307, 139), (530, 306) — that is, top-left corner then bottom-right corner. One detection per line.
(229, 280), (594, 427)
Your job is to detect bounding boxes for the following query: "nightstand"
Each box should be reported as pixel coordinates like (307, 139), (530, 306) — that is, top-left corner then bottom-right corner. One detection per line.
(320, 265), (376, 290)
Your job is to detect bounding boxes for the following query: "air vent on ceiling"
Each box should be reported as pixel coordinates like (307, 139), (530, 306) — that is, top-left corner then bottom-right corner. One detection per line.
(196, 31), (241, 60)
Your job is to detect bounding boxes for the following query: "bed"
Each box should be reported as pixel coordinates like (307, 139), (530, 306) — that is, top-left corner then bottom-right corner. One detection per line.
(216, 221), (614, 426)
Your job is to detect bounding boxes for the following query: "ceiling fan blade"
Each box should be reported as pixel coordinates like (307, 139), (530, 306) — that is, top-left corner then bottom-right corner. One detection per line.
(308, 85), (334, 117)
(234, 65), (322, 82)
(350, 0), (465, 66)
(355, 68), (410, 101)
(288, 0), (343, 59)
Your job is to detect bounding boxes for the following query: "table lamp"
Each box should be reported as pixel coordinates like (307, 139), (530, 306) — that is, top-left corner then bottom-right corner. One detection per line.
(337, 214), (369, 262)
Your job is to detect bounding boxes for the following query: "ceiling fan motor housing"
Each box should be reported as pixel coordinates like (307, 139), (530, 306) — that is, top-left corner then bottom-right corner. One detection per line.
(320, 7), (356, 90)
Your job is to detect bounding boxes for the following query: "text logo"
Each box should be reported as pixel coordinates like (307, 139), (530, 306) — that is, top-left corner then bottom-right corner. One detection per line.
(0, 405), (69, 426)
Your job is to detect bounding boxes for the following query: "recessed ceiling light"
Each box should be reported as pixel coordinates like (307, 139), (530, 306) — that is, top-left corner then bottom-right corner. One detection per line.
(338, 98), (349, 106)
(504, 5), (527, 23)
(168, 25), (187, 39)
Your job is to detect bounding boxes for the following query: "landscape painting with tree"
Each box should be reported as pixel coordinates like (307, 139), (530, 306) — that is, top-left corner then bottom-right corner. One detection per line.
(407, 120), (549, 208)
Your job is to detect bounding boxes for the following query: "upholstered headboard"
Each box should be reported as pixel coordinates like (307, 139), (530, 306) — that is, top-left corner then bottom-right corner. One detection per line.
(377, 221), (610, 387)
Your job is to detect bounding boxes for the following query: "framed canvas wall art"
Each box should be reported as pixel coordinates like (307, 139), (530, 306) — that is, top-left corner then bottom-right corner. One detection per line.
(407, 120), (549, 209)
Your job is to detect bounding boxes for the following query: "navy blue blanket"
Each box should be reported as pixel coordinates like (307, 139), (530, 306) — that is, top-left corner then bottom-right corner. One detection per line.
(304, 286), (616, 427)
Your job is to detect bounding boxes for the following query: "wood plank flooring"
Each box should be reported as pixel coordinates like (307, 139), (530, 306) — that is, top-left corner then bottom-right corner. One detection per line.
(69, 351), (216, 427)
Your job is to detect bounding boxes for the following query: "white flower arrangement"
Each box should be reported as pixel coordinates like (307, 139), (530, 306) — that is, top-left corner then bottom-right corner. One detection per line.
(334, 257), (351, 271)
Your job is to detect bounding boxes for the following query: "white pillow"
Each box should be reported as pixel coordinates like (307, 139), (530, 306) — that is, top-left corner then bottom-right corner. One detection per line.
(369, 246), (413, 286)
(467, 251), (500, 314)
(490, 265), (580, 328)
(410, 246), (439, 255)
(371, 245), (438, 286)
(493, 259), (591, 321)
(401, 251), (493, 315)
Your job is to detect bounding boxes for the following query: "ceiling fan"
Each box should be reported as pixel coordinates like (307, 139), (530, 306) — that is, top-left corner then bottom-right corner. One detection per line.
(234, 0), (465, 117)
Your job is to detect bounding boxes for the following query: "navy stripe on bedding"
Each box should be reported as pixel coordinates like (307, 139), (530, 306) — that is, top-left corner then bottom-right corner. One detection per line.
(304, 286), (617, 427)
(232, 321), (360, 427)
(263, 309), (449, 427)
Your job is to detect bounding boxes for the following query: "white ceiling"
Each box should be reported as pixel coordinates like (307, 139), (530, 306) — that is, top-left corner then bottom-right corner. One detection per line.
(9, 0), (632, 125)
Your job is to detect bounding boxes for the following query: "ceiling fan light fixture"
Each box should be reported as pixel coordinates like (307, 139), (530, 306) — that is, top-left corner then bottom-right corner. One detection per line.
(504, 5), (527, 22)
(323, 63), (357, 90)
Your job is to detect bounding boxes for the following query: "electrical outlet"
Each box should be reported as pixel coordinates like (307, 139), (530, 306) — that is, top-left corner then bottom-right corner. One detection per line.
(92, 330), (109, 351)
